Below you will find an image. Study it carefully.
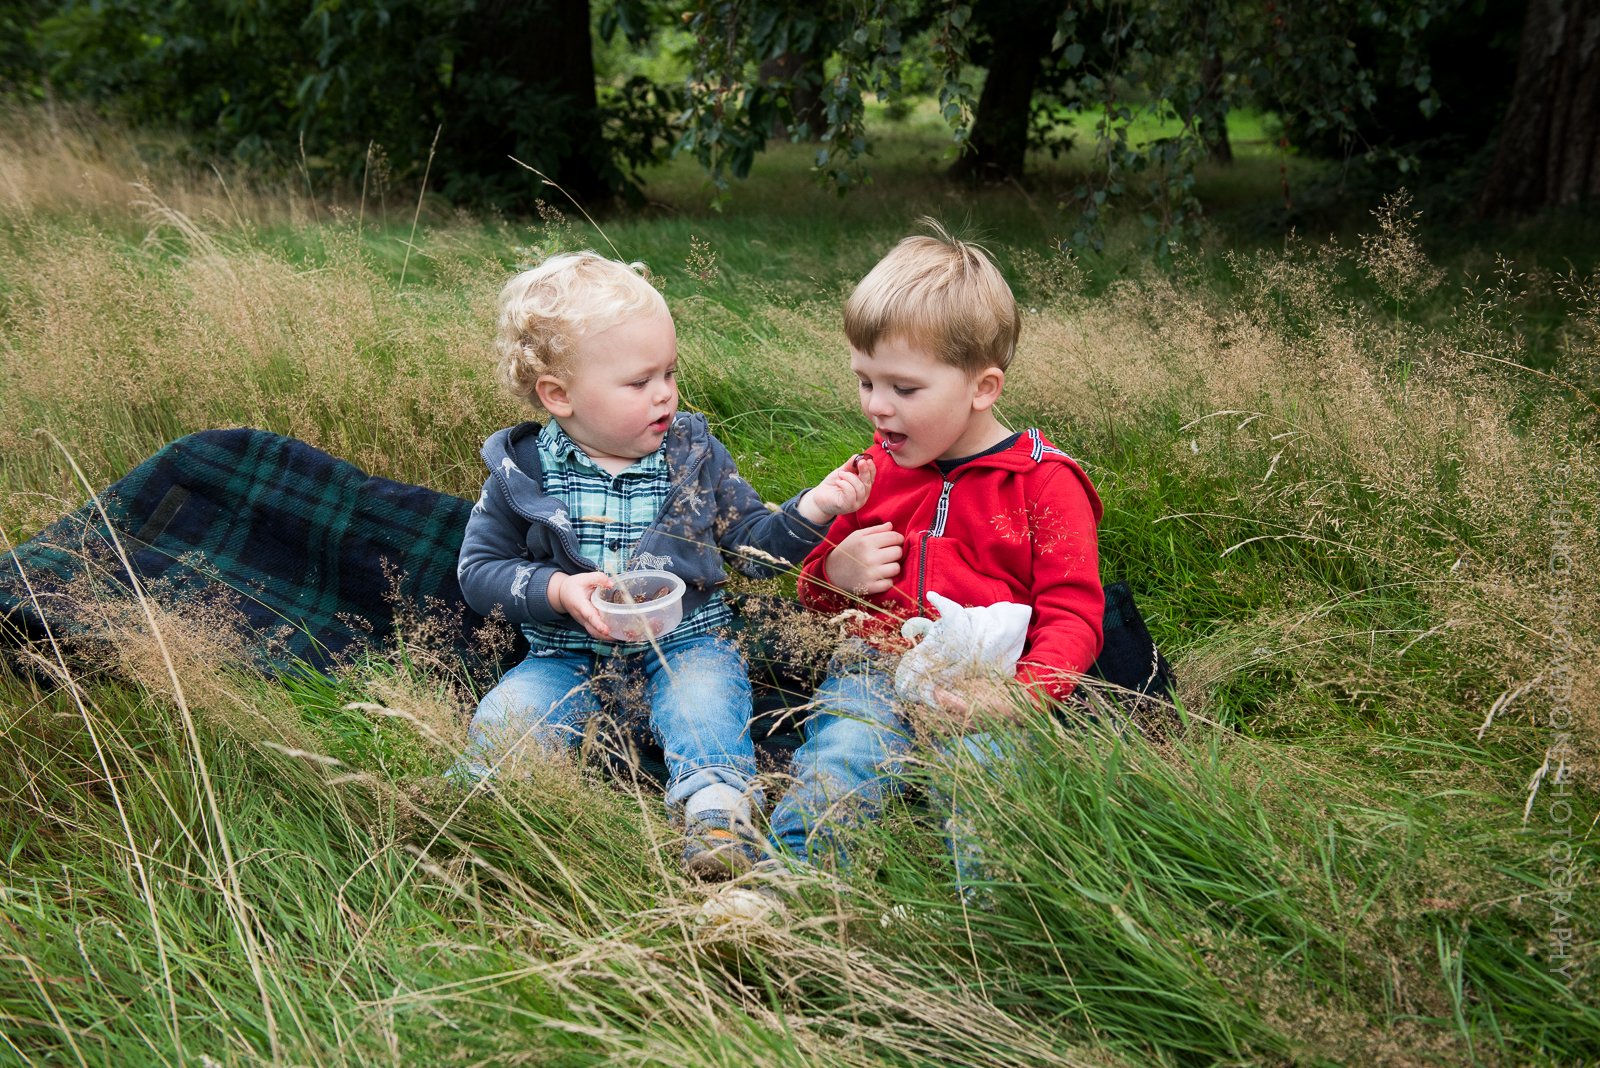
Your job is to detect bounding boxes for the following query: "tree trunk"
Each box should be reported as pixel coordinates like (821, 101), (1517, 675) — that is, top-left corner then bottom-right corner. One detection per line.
(948, 4), (1057, 182)
(1478, 0), (1600, 217)
(1199, 51), (1233, 165)
(759, 50), (824, 140)
(541, 0), (609, 201)
(450, 0), (610, 207)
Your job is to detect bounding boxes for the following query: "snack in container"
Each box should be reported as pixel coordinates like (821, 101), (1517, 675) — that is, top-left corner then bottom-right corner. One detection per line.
(591, 569), (686, 642)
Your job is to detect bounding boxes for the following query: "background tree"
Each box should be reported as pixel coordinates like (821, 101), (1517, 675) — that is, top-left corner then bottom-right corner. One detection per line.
(0, 0), (48, 102)
(434, 0), (612, 203)
(682, 0), (1456, 250)
(29, 0), (675, 207)
(677, 0), (955, 191)
(15, 0), (1592, 225)
(945, 0), (1062, 182)
(1479, 0), (1600, 216)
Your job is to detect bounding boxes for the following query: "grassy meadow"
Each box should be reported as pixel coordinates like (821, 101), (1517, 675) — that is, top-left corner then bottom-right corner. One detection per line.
(1, 108), (1597, 1065)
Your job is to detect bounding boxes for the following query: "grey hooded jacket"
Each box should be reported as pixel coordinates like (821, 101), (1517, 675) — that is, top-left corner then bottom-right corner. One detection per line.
(457, 414), (828, 633)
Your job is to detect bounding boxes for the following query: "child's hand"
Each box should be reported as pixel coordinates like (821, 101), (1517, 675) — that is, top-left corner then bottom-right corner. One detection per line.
(797, 453), (876, 524)
(825, 521), (903, 597)
(548, 571), (613, 639)
(920, 677), (1025, 736)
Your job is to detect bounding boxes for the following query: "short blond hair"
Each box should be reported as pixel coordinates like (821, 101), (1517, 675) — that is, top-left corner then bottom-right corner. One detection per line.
(844, 220), (1019, 375)
(495, 251), (666, 406)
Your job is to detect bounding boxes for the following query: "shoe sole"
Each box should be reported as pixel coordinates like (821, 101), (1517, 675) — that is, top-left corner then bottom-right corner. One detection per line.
(683, 827), (757, 880)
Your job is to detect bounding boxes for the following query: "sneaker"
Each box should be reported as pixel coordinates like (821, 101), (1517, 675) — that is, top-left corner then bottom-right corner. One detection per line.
(681, 808), (763, 881)
(695, 884), (787, 927)
(694, 857), (803, 927)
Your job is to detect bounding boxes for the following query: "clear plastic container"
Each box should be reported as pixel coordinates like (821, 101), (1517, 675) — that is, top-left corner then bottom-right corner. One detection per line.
(591, 569), (686, 643)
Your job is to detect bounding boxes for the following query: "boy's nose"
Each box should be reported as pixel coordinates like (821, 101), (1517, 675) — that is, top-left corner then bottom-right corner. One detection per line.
(865, 393), (893, 417)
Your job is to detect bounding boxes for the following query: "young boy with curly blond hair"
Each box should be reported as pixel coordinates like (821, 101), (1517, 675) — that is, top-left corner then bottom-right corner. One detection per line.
(456, 251), (871, 879)
(766, 224), (1105, 870)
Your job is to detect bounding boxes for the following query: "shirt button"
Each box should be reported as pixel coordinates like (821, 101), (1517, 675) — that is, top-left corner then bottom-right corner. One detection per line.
(611, 477), (623, 491)
(606, 538), (620, 551)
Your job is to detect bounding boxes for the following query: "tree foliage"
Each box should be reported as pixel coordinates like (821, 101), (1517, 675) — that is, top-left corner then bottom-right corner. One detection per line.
(677, 1), (975, 191)
(682, 0), (1462, 251)
(10, 0), (1579, 228)
(28, 0), (677, 205)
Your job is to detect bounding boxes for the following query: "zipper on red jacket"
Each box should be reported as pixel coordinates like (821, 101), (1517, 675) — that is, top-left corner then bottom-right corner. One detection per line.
(915, 479), (955, 616)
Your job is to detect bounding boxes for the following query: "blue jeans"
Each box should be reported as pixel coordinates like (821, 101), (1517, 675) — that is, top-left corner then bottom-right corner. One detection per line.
(461, 633), (760, 812)
(767, 644), (1007, 878)
(767, 645), (915, 866)
(934, 733), (1009, 893)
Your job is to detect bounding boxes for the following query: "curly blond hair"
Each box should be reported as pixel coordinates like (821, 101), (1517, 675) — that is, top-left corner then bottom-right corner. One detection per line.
(494, 252), (665, 407)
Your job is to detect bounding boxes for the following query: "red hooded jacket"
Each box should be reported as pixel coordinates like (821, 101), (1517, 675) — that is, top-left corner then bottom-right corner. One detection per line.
(798, 429), (1105, 701)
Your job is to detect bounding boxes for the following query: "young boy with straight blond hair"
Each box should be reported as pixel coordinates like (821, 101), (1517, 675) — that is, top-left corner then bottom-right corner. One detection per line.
(456, 251), (871, 879)
(766, 222), (1105, 869)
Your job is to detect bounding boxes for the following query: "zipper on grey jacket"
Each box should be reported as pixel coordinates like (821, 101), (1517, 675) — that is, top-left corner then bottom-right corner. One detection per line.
(915, 479), (956, 616)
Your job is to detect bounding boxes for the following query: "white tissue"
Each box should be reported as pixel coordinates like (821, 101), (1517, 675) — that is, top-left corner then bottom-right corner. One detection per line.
(894, 591), (1032, 706)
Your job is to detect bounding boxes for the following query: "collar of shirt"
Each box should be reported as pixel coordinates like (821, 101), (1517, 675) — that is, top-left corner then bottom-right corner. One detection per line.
(539, 419), (666, 474)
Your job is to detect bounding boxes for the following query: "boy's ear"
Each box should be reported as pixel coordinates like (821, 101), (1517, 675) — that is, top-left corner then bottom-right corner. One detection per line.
(970, 367), (1005, 412)
(535, 374), (572, 417)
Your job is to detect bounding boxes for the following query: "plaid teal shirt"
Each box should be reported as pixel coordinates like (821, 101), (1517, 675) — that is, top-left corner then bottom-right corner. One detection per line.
(522, 420), (732, 655)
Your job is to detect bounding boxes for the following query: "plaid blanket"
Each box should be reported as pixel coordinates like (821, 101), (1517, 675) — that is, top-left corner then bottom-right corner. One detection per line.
(0, 428), (520, 678)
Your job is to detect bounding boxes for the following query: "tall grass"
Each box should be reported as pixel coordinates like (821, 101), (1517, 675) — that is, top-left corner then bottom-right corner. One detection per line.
(1, 110), (1596, 1064)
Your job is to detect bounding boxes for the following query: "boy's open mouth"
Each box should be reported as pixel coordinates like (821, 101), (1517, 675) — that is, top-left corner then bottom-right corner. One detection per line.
(648, 415), (672, 433)
(879, 431), (907, 451)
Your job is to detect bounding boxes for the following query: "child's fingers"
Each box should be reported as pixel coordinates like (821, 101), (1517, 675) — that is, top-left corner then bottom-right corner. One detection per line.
(833, 472), (867, 498)
(566, 574), (613, 636)
(854, 523), (901, 542)
(864, 529), (905, 552)
(855, 454), (875, 489)
(580, 606), (613, 639)
(576, 602), (610, 636)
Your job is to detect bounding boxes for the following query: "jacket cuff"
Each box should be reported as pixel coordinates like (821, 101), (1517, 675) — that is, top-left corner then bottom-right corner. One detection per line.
(779, 494), (830, 541)
(799, 556), (850, 612)
(1015, 662), (1081, 704)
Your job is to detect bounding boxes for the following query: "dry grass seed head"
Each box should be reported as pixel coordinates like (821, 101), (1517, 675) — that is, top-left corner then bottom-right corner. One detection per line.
(1358, 190), (1445, 306)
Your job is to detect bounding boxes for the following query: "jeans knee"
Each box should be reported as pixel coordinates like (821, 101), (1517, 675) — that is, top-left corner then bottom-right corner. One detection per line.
(647, 636), (755, 760)
(652, 637), (751, 711)
(468, 656), (594, 754)
(793, 712), (908, 793)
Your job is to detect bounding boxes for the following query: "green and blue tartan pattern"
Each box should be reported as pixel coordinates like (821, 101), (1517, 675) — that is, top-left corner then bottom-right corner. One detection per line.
(0, 428), (518, 679)
(524, 420), (732, 655)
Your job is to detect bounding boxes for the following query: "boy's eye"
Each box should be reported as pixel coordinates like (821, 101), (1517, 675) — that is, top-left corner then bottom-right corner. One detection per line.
(893, 386), (919, 397)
